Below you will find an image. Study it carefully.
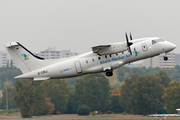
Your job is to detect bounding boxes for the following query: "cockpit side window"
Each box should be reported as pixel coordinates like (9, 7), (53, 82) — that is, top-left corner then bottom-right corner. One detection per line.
(152, 40), (157, 44)
(152, 39), (164, 45)
(157, 39), (164, 42)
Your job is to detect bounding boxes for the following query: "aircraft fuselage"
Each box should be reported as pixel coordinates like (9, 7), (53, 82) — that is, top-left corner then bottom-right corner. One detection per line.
(13, 37), (176, 80)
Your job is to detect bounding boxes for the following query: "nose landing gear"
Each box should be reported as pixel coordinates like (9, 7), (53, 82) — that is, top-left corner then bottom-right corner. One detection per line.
(164, 56), (168, 61)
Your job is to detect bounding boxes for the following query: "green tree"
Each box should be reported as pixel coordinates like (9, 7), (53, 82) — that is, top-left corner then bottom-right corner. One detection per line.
(43, 98), (55, 115)
(77, 105), (91, 115)
(66, 94), (82, 114)
(42, 79), (68, 114)
(67, 77), (76, 85)
(130, 74), (164, 115)
(75, 73), (111, 112)
(131, 67), (147, 76)
(0, 86), (18, 109)
(169, 65), (180, 81)
(156, 70), (171, 87)
(120, 73), (164, 115)
(75, 77), (84, 100)
(0, 67), (21, 89)
(10, 60), (14, 67)
(117, 66), (131, 82)
(6, 60), (9, 68)
(162, 81), (180, 113)
(111, 95), (123, 113)
(120, 74), (138, 113)
(31, 81), (47, 116)
(14, 79), (46, 118)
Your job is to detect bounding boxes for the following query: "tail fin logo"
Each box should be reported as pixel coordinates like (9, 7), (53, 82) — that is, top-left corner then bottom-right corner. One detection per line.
(21, 54), (29, 60)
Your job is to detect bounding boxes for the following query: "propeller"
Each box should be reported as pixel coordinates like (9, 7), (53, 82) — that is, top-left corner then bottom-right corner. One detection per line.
(130, 32), (133, 40)
(125, 32), (133, 55)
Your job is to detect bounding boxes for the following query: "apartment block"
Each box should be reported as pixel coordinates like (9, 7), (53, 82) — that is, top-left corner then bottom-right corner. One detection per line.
(37, 47), (78, 59)
(0, 51), (15, 67)
(0, 47), (78, 68)
(143, 52), (176, 68)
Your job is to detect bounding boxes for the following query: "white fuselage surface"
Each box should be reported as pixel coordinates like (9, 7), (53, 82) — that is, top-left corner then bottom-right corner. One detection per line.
(5, 37), (176, 80)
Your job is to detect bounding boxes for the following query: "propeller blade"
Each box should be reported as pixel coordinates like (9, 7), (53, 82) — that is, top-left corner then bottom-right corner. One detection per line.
(125, 32), (129, 45)
(125, 32), (133, 46)
(130, 32), (133, 40)
(129, 47), (132, 55)
(125, 32), (133, 55)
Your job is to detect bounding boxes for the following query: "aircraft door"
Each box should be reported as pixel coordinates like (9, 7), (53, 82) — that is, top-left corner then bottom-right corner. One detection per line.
(74, 61), (82, 74)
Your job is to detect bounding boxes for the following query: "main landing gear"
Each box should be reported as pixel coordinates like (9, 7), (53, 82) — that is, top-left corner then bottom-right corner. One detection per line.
(105, 69), (113, 77)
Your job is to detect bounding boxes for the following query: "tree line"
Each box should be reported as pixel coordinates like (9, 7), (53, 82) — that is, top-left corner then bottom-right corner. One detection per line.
(0, 66), (180, 117)
(1, 65), (180, 88)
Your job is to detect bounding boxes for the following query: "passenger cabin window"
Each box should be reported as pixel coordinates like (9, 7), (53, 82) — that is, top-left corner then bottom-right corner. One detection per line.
(86, 60), (88, 63)
(152, 39), (164, 45)
(98, 57), (101, 60)
(92, 58), (95, 62)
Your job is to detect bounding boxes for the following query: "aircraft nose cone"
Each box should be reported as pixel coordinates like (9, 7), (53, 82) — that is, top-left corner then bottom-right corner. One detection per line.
(171, 43), (176, 50)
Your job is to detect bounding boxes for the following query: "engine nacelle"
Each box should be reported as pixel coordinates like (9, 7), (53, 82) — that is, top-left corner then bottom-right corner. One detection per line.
(92, 42), (127, 55)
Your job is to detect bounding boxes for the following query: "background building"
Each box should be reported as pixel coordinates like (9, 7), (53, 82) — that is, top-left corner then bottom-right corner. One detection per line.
(37, 47), (61, 59)
(175, 53), (180, 66)
(0, 51), (15, 67)
(0, 48), (78, 68)
(143, 52), (176, 68)
(37, 47), (78, 59)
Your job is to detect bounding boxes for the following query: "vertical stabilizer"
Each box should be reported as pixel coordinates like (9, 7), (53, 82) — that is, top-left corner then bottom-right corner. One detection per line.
(5, 42), (45, 74)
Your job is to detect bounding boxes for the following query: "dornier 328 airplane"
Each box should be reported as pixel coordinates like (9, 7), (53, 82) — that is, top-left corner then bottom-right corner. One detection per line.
(5, 33), (176, 80)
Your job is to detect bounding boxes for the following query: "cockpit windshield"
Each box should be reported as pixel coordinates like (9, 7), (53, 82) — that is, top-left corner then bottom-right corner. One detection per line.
(152, 39), (164, 45)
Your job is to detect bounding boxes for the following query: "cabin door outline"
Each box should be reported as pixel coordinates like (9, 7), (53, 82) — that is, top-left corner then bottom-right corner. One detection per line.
(74, 61), (83, 74)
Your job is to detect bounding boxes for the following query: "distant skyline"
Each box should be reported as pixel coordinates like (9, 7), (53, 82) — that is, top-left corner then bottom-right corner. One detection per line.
(0, 0), (180, 54)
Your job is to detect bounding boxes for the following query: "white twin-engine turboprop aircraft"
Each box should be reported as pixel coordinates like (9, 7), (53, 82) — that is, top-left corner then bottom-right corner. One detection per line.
(5, 33), (176, 80)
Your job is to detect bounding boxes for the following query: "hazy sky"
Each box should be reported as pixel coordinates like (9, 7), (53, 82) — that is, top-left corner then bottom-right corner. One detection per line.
(0, 0), (180, 54)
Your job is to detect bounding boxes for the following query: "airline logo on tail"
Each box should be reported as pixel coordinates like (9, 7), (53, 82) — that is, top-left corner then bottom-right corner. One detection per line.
(21, 54), (29, 60)
(133, 51), (140, 56)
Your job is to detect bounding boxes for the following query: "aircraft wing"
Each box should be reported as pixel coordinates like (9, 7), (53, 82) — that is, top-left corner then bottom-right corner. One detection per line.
(91, 42), (128, 55)
(91, 45), (111, 53)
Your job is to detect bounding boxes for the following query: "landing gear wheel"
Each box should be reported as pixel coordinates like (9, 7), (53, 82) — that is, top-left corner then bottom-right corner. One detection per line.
(105, 72), (113, 76)
(105, 70), (113, 77)
(164, 56), (168, 61)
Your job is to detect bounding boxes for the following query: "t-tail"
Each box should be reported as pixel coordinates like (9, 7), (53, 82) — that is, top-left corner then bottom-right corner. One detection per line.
(5, 42), (45, 74)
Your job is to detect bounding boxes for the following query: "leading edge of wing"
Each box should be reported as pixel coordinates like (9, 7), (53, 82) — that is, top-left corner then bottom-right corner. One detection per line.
(91, 45), (111, 49)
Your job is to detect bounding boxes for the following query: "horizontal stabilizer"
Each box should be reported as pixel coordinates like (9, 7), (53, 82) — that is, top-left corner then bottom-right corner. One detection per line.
(34, 77), (50, 81)
(5, 42), (19, 47)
